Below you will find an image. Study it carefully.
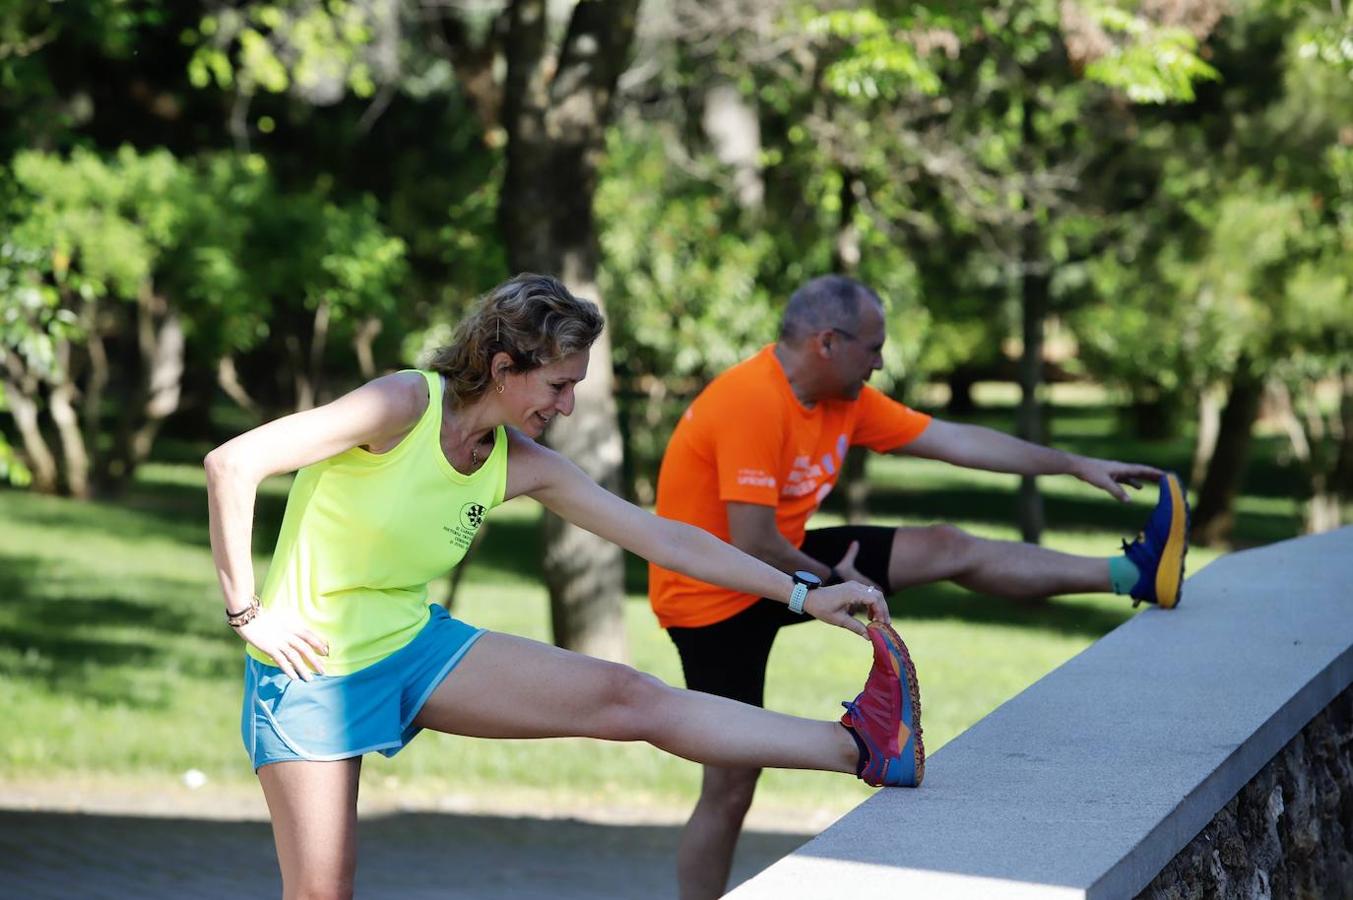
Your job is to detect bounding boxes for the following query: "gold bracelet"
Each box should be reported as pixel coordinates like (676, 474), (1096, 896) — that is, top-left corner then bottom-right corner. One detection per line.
(226, 596), (261, 628)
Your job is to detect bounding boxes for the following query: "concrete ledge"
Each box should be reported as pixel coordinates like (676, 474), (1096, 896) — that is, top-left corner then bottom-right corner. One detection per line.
(728, 528), (1353, 899)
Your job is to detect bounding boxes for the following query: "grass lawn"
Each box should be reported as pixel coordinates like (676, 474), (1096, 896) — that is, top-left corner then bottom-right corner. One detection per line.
(0, 393), (1310, 823)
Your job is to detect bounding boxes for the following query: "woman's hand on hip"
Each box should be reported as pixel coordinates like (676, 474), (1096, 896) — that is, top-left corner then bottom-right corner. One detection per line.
(235, 611), (330, 681)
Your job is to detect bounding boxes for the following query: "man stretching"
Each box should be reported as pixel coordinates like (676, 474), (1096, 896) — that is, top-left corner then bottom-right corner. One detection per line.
(648, 275), (1188, 900)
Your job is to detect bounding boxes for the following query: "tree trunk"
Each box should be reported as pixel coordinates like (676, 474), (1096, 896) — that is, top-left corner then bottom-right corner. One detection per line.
(1016, 226), (1048, 545)
(102, 288), (185, 491)
(217, 355), (262, 419)
(1334, 371), (1353, 503)
(1305, 487), (1341, 534)
(1, 368), (58, 493)
(947, 368), (978, 415)
(1190, 384), (1223, 489)
(498, 0), (639, 662)
(702, 81), (763, 212)
(539, 266), (628, 662)
(287, 332), (314, 412)
(1274, 377), (1346, 536)
(353, 316), (383, 380)
(81, 300), (110, 478)
(128, 309), (185, 472)
(1130, 390), (1174, 440)
(308, 300), (330, 405)
(47, 339), (90, 498)
(1192, 355), (1263, 547)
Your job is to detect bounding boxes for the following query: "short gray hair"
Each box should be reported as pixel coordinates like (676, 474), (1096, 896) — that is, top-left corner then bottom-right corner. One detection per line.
(779, 275), (883, 344)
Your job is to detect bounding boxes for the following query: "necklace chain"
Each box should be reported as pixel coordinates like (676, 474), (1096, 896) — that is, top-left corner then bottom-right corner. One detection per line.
(471, 443), (480, 468)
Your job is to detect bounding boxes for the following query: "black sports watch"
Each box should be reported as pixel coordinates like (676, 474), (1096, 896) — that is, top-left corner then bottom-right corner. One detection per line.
(788, 570), (823, 615)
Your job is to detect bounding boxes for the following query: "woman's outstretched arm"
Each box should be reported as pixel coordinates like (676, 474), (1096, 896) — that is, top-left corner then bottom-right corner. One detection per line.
(505, 432), (889, 637)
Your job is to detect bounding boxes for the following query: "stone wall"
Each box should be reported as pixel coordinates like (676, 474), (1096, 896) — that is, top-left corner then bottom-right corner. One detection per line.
(1140, 683), (1353, 900)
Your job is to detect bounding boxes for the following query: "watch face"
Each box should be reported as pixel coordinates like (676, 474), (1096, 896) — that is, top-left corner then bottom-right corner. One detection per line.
(793, 569), (823, 588)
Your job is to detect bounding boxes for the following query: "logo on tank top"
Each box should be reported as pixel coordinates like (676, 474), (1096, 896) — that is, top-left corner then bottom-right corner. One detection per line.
(443, 502), (487, 550)
(461, 503), (486, 530)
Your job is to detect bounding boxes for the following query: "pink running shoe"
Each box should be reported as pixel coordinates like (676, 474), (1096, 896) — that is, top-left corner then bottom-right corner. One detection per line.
(840, 621), (924, 787)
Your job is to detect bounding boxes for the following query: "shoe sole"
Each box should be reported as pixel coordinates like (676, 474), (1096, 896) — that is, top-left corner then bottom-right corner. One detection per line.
(869, 622), (925, 787)
(1154, 473), (1189, 609)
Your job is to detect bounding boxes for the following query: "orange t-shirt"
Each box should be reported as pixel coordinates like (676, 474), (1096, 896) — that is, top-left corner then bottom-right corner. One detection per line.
(649, 346), (932, 628)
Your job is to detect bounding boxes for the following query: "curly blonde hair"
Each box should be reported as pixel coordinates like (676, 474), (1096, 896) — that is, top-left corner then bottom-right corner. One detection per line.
(428, 274), (604, 409)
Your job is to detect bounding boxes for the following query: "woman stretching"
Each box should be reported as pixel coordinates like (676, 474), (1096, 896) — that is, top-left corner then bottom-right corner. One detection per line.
(205, 273), (923, 899)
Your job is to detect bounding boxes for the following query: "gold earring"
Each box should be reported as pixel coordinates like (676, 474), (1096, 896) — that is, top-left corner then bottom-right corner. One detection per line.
(495, 382), (505, 394)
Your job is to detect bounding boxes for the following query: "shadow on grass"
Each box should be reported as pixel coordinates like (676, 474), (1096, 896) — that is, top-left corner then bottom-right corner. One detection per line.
(0, 554), (241, 707)
(2, 477), (291, 556)
(0, 808), (807, 898)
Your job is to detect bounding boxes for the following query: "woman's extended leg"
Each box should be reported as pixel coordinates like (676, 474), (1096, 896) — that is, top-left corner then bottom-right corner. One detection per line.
(412, 632), (863, 773)
(257, 757), (362, 900)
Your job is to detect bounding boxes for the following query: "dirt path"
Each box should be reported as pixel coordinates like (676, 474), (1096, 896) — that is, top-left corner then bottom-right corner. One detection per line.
(0, 776), (829, 897)
(0, 804), (810, 898)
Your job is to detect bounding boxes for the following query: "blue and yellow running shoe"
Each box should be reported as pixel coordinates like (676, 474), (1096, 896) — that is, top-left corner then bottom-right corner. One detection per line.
(840, 621), (924, 787)
(1124, 472), (1190, 609)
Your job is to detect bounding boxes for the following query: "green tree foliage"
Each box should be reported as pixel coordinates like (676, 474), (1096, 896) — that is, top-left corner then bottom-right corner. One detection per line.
(0, 0), (154, 153)
(2, 0), (1342, 546)
(782, 0), (1220, 538)
(1, 146), (192, 496)
(595, 127), (780, 499)
(788, 0), (1217, 387)
(185, 0), (385, 113)
(589, 0), (1220, 509)
(0, 145), (406, 495)
(1072, 0), (1353, 539)
(173, 154), (408, 414)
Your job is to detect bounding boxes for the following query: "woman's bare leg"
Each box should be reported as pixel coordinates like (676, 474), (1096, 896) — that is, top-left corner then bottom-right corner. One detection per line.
(413, 632), (865, 773)
(257, 757), (362, 900)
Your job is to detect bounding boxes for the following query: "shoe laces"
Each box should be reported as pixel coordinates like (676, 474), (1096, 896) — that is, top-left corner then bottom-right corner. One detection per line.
(842, 698), (924, 741)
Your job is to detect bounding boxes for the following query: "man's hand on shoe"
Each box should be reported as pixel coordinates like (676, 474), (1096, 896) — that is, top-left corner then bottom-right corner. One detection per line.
(1069, 456), (1165, 502)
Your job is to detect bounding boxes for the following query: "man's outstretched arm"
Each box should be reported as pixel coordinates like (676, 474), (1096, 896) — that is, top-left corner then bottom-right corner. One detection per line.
(895, 419), (1163, 502)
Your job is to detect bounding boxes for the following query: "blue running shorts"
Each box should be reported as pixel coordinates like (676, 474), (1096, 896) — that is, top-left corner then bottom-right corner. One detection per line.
(241, 604), (485, 770)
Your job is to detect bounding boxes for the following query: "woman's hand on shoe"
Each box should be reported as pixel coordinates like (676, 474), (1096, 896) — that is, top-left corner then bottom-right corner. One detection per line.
(806, 581), (890, 638)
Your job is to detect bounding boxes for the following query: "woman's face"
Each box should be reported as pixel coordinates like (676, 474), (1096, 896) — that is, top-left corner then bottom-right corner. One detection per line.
(504, 350), (590, 437)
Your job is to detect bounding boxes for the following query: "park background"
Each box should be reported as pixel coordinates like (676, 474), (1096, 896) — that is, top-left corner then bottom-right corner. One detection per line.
(1, 0), (1351, 837)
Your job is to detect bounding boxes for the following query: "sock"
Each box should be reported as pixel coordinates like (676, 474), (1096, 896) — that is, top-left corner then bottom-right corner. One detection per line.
(1108, 555), (1141, 595)
(841, 723), (868, 776)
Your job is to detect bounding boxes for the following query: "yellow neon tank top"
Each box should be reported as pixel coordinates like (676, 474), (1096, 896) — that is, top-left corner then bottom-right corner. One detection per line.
(247, 370), (507, 674)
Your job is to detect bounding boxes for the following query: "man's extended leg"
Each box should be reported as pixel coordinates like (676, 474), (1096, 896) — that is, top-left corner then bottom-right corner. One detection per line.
(887, 473), (1190, 606)
(887, 523), (1111, 598)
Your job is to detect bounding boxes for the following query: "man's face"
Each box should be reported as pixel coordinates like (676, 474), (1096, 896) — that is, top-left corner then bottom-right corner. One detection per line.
(825, 301), (886, 400)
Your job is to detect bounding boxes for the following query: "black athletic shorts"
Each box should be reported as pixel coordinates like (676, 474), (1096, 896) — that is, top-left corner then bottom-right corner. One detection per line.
(666, 525), (895, 708)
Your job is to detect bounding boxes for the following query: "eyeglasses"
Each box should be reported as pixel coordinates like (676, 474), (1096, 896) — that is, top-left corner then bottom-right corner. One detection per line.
(830, 327), (858, 342)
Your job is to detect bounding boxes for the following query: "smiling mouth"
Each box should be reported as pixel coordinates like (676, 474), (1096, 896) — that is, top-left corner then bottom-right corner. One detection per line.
(535, 413), (552, 426)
